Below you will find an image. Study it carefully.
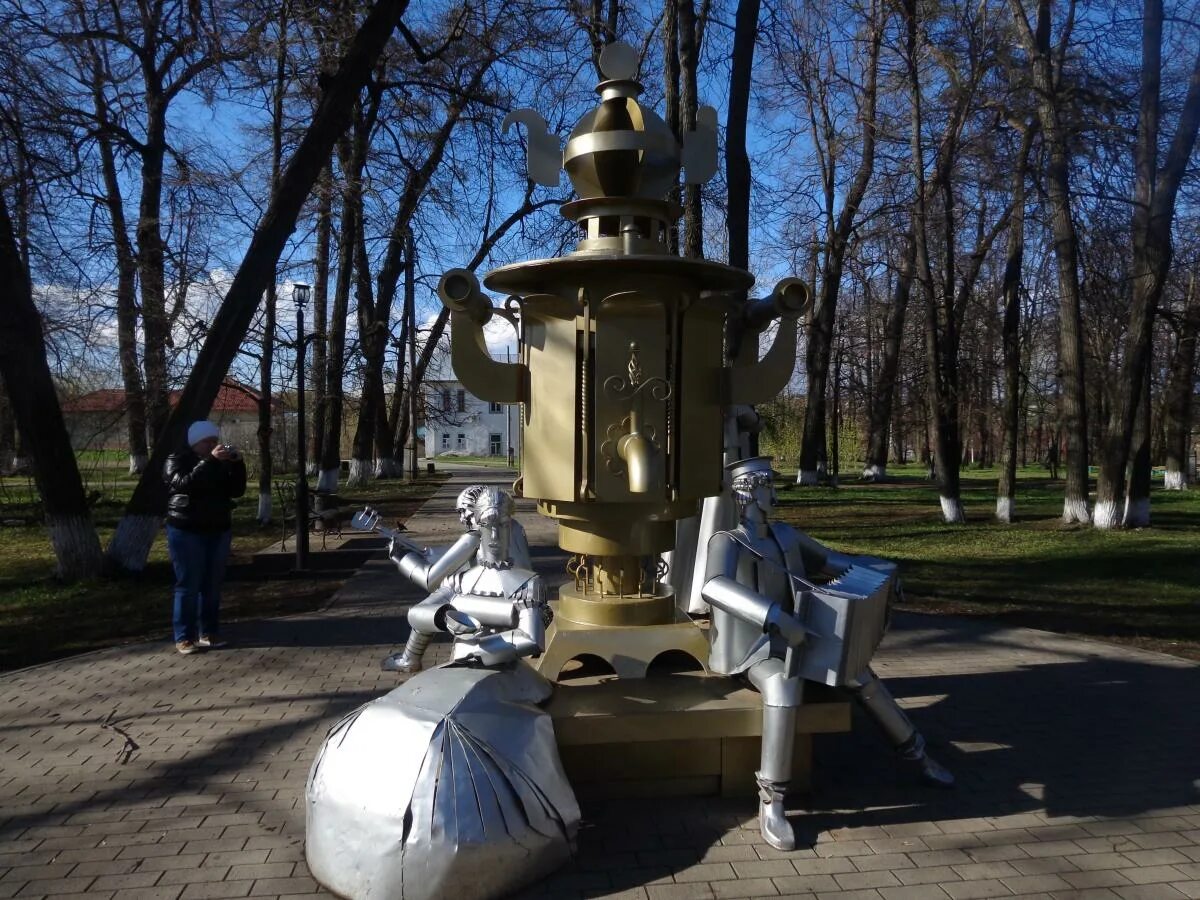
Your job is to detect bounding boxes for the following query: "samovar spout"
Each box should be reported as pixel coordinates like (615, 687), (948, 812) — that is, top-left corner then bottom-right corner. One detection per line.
(617, 423), (657, 493)
(437, 268), (526, 404)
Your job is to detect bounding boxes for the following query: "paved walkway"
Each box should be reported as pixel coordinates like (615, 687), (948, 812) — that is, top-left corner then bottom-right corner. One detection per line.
(2, 469), (1198, 900)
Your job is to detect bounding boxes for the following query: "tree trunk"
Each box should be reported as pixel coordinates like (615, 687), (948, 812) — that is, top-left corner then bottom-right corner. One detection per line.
(0, 194), (104, 581)
(347, 198), (376, 488)
(258, 6), (288, 523)
(676, 0), (704, 258)
(1007, 0), (1092, 523)
(1094, 0), (1200, 528)
(1163, 275), (1198, 490)
(1123, 358), (1153, 526)
(0, 384), (14, 473)
(107, 0), (413, 571)
(663, 0), (681, 255)
(864, 231), (914, 480)
(997, 126), (1035, 522)
(905, 0), (964, 523)
(91, 58), (150, 475)
(310, 166), (332, 475)
(725, 0), (759, 278)
(137, 100), (172, 447)
(319, 135), (359, 492)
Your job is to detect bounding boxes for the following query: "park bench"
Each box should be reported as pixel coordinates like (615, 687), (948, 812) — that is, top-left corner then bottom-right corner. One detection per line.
(274, 480), (345, 551)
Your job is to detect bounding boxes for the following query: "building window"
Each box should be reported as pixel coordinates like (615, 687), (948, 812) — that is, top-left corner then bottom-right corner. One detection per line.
(456, 433), (466, 449)
(440, 433), (449, 450)
(490, 433), (502, 456)
(456, 389), (466, 412)
(489, 401), (502, 414)
(441, 388), (451, 412)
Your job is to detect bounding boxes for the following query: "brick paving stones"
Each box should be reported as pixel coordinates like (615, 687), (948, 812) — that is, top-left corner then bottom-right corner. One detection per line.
(3, 468), (1199, 899)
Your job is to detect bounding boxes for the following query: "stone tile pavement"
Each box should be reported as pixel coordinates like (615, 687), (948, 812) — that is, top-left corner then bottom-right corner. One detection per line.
(2, 469), (1199, 900)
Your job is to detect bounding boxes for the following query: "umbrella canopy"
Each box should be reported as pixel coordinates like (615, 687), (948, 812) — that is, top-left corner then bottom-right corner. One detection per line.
(306, 663), (579, 900)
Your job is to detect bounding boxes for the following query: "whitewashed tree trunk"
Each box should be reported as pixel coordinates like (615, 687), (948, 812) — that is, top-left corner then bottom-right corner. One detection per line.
(128, 453), (148, 475)
(1123, 494), (1151, 528)
(317, 468), (339, 492)
(939, 496), (966, 524)
(49, 515), (105, 581)
(257, 491), (272, 524)
(1164, 468), (1187, 490)
(796, 469), (820, 485)
(106, 513), (162, 572)
(861, 463), (887, 482)
(346, 458), (370, 487)
(995, 496), (1014, 524)
(1062, 497), (1091, 525)
(374, 456), (401, 479)
(1091, 499), (1120, 530)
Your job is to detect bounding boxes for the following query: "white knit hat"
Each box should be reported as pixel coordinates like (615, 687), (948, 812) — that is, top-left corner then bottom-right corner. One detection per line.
(187, 420), (220, 446)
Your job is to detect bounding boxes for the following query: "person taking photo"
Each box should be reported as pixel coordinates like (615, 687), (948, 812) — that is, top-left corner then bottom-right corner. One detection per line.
(164, 420), (246, 654)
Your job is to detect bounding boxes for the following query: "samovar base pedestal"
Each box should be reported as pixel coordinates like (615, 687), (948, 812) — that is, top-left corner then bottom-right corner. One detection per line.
(544, 669), (850, 800)
(531, 608), (712, 680)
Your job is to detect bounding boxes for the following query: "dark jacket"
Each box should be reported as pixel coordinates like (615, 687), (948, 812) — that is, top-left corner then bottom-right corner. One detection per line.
(164, 448), (247, 532)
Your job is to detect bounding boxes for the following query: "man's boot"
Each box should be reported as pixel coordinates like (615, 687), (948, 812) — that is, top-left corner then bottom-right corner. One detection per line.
(756, 775), (795, 851)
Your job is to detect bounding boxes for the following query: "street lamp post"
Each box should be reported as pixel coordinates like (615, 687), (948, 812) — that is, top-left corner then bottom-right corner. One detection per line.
(293, 282), (312, 570)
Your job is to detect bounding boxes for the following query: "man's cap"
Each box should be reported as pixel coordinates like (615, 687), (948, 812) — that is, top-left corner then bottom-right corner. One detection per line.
(187, 420), (220, 446)
(725, 455), (780, 483)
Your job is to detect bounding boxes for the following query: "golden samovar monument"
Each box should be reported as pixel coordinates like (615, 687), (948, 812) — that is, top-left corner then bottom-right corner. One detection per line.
(439, 42), (808, 678)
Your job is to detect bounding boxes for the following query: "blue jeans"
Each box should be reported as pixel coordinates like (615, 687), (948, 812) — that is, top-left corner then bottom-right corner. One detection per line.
(167, 526), (232, 643)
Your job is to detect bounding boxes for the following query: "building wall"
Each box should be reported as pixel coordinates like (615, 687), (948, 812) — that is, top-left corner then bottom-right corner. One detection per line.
(424, 382), (518, 457)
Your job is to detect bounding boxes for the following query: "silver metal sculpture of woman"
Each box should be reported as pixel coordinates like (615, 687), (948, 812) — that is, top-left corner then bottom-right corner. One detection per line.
(354, 484), (533, 672)
(701, 456), (953, 851)
(377, 487), (545, 672)
(307, 486), (575, 900)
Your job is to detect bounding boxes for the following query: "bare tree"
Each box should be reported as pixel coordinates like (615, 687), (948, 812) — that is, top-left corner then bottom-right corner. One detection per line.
(1093, 0), (1200, 528)
(1007, 0), (1092, 523)
(0, 193), (104, 580)
(996, 123), (1036, 522)
(772, 0), (882, 485)
(255, 1), (289, 523)
(108, 0), (414, 572)
(863, 229), (914, 480)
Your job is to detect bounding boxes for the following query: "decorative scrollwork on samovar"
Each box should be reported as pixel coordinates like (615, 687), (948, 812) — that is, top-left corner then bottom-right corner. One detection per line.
(601, 342), (673, 493)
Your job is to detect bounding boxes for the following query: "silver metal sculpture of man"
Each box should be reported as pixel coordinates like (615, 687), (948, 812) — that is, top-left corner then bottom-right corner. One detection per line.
(701, 456), (952, 851)
(377, 486), (547, 672)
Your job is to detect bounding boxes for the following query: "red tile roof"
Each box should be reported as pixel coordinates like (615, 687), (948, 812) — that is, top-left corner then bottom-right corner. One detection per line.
(62, 381), (276, 414)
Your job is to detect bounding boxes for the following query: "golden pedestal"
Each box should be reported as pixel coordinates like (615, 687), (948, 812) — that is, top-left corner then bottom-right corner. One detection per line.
(546, 671), (850, 799)
(533, 603), (712, 680)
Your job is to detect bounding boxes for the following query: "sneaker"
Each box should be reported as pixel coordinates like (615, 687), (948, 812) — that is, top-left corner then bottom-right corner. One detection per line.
(197, 635), (227, 649)
(176, 640), (201, 655)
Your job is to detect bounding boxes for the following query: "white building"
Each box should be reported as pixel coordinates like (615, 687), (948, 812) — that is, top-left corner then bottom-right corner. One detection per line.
(424, 379), (519, 459)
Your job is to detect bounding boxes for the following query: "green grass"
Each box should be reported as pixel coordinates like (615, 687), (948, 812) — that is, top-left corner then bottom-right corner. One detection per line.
(773, 468), (1200, 660)
(0, 475), (447, 671)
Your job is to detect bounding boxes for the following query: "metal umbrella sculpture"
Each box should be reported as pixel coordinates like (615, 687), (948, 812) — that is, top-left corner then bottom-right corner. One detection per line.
(306, 665), (578, 900)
